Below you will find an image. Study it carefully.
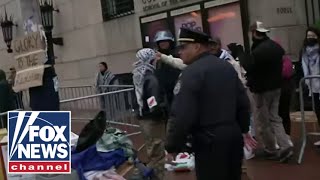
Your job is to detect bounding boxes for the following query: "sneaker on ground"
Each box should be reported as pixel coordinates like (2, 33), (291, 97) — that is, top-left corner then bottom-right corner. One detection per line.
(314, 140), (320, 146)
(286, 134), (294, 147)
(288, 139), (294, 147)
(279, 147), (294, 163)
(254, 149), (279, 160)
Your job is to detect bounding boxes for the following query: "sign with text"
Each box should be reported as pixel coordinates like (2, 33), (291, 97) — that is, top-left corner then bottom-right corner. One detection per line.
(250, 0), (297, 27)
(142, 0), (190, 11)
(173, 11), (203, 38)
(12, 31), (47, 92)
(13, 65), (46, 92)
(15, 51), (46, 71)
(13, 31), (46, 57)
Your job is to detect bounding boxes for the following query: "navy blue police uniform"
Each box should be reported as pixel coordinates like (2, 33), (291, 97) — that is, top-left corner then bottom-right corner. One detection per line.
(165, 28), (250, 180)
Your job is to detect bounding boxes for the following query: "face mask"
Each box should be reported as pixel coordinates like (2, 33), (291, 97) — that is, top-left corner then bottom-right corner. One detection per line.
(252, 35), (264, 43)
(307, 38), (318, 46)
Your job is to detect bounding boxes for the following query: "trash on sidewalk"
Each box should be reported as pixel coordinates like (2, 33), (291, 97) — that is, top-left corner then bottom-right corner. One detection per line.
(84, 168), (125, 180)
(72, 111), (151, 180)
(165, 152), (195, 172)
(244, 147), (255, 160)
(71, 132), (79, 147)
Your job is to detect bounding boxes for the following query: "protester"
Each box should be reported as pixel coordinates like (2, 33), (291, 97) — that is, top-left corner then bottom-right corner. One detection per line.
(228, 43), (242, 60)
(0, 69), (16, 128)
(300, 27), (320, 147)
(165, 28), (256, 180)
(95, 62), (119, 109)
(7, 67), (15, 86)
(154, 30), (181, 107)
(132, 48), (168, 180)
(279, 55), (294, 139)
(155, 37), (244, 83)
(239, 21), (293, 162)
(210, 37), (245, 83)
(211, 36), (234, 60)
(7, 67), (24, 109)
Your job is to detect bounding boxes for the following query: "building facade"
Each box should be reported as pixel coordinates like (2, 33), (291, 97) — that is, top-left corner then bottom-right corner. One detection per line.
(0, 0), (313, 86)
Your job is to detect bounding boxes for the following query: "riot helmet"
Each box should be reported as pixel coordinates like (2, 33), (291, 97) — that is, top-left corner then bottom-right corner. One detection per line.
(154, 30), (174, 43)
(154, 30), (175, 55)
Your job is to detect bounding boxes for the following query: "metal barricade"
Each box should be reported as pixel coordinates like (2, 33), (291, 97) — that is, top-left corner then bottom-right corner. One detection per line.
(20, 85), (136, 111)
(59, 85), (136, 111)
(60, 88), (140, 137)
(59, 85), (97, 100)
(21, 85), (98, 110)
(0, 109), (22, 129)
(15, 91), (25, 110)
(298, 75), (320, 164)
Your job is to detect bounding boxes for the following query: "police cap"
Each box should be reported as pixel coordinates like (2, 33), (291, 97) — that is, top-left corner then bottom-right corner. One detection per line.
(178, 28), (211, 43)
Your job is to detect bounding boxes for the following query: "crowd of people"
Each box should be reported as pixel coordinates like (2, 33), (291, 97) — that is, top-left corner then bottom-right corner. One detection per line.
(130, 21), (320, 180)
(1, 20), (320, 179)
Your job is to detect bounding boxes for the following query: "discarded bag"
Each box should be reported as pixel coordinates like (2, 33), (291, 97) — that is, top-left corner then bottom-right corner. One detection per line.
(76, 111), (107, 152)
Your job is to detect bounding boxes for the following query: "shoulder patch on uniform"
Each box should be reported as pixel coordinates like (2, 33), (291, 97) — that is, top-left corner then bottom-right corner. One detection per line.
(147, 96), (158, 109)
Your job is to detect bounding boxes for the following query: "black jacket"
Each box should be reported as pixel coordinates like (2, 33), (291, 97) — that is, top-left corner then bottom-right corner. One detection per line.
(0, 70), (16, 113)
(155, 49), (181, 107)
(139, 72), (168, 120)
(165, 52), (250, 153)
(240, 38), (285, 93)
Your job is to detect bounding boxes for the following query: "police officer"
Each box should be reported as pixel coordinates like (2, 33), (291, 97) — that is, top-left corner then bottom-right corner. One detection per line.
(154, 31), (181, 107)
(165, 28), (256, 180)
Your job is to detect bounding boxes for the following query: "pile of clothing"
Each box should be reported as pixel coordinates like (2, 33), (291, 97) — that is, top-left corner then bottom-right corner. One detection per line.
(72, 127), (134, 180)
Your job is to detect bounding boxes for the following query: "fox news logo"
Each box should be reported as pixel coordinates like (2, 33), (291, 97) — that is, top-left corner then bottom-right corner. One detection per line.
(8, 111), (71, 174)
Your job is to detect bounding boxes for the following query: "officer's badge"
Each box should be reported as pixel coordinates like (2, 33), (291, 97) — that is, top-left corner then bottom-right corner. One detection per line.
(174, 80), (181, 95)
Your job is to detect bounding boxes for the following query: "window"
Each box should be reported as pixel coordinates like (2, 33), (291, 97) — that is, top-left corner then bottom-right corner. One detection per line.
(139, 1), (248, 50)
(101, 0), (134, 21)
(207, 3), (243, 49)
(141, 19), (170, 48)
(173, 11), (203, 39)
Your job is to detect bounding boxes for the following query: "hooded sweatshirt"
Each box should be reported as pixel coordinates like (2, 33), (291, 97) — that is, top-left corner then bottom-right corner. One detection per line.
(0, 70), (15, 112)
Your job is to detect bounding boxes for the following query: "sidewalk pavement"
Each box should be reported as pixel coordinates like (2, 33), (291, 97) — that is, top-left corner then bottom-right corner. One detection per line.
(71, 111), (320, 180)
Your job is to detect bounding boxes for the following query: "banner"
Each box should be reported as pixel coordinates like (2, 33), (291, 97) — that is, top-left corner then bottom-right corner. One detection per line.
(12, 31), (47, 92)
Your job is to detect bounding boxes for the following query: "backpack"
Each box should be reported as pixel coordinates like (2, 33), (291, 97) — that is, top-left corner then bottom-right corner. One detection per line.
(282, 55), (293, 79)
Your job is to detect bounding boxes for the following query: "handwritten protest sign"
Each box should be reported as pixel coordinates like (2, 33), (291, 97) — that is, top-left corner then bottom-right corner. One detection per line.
(13, 65), (46, 92)
(13, 31), (45, 56)
(12, 31), (47, 92)
(15, 51), (46, 71)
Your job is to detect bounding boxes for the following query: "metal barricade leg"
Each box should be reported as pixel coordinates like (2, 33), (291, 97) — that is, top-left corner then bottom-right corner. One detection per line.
(298, 79), (307, 164)
(297, 76), (320, 164)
